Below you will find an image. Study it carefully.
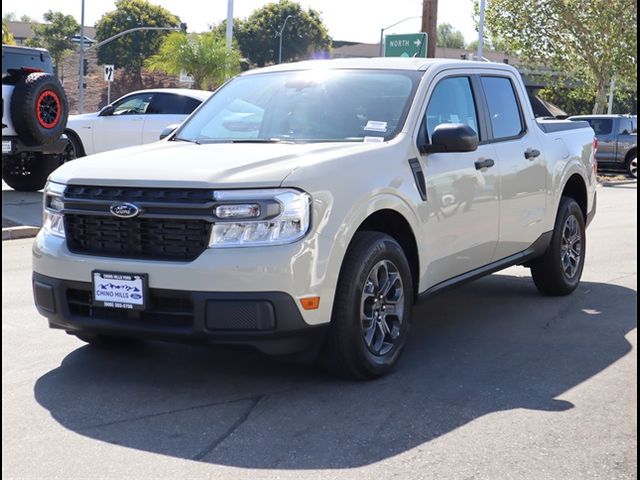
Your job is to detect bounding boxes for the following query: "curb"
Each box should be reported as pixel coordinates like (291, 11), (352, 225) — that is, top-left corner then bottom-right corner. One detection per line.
(600, 180), (637, 187)
(2, 226), (40, 241)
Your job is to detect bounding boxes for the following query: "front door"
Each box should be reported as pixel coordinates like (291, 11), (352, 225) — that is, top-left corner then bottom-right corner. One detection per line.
(418, 74), (500, 288)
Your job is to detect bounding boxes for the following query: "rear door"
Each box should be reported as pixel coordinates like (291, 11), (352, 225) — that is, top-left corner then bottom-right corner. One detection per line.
(477, 74), (547, 260)
(415, 73), (500, 287)
(142, 93), (201, 143)
(588, 118), (617, 163)
(92, 92), (154, 153)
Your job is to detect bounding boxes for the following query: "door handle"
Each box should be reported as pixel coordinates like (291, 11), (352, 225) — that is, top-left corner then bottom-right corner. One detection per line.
(475, 158), (495, 170)
(525, 148), (541, 160)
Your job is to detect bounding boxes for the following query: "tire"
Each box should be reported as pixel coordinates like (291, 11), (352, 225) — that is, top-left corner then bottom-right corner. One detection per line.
(10, 72), (68, 146)
(626, 155), (637, 179)
(73, 332), (138, 347)
(59, 131), (84, 164)
(321, 231), (413, 379)
(530, 197), (586, 296)
(1, 153), (59, 191)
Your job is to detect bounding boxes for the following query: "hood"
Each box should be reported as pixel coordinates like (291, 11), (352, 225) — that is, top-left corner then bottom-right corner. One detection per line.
(68, 112), (100, 122)
(50, 140), (384, 188)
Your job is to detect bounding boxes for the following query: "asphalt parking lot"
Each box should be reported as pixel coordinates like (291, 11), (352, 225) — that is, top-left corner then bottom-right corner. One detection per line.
(1, 182), (637, 480)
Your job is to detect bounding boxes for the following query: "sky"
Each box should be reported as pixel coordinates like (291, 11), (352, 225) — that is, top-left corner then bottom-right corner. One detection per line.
(2, 0), (479, 44)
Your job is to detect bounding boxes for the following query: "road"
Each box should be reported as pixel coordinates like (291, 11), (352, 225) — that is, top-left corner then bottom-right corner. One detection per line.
(2, 183), (637, 480)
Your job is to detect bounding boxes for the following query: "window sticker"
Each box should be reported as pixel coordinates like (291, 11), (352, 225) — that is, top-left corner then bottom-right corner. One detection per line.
(364, 121), (388, 133)
(364, 136), (385, 143)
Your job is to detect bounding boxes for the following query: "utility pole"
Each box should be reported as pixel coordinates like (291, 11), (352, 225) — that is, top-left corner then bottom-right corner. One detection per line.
(421, 0), (438, 58)
(78, 0), (85, 113)
(226, 0), (233, 50)
(607, 77), (616, 115)
(477, 0), (486, 60)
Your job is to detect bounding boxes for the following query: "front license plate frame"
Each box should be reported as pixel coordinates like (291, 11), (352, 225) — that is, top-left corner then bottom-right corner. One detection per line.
(92, 271), (148, 311)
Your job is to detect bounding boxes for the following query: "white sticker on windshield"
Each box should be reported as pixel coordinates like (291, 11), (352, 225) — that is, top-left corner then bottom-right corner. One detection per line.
(364, 121), (388, 133)
(364, 136), (385, 143)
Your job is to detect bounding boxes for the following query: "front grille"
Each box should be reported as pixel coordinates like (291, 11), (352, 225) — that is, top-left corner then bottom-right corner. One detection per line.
(65, 214), (212, 261)
(65, 185), (214, 204)
(67, 287), (193, 329)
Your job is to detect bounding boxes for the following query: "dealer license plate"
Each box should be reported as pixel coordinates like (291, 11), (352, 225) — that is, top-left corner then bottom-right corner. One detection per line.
(92, 271), (147, 310)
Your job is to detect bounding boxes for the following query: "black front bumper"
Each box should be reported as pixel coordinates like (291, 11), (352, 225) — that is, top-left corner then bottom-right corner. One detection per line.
(33, 273), (326, 355)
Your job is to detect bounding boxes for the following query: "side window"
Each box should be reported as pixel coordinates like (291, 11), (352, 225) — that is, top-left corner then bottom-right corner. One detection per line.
(481, 76), (524, 140)
(182, 96), (202, 114)
(426, 76), (479, 140)
(113, 93), (154, 115)
(587, 119), (613, 135)
(147, 93), (188, 115)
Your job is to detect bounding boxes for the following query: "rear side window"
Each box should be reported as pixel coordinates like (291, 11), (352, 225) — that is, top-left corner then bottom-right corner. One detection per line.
(587, 119), (613, 135)
(481, 76), (524, 140)
(426, 76), (479, 140)
(147, 93), (187, 115)
(182, 96), (201, 114)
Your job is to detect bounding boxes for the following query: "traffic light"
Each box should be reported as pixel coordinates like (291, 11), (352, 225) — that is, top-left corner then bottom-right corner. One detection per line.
(179, 22), (187, 32)
(82, 59), (89, 76)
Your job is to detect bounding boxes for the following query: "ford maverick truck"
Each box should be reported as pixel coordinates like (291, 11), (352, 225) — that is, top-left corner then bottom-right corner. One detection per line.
(32, 59), (597, 379)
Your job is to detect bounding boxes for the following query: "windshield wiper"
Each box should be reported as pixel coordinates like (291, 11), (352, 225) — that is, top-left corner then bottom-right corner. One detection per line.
(230, 138), (286, 144)
(170, 137), (201, 145)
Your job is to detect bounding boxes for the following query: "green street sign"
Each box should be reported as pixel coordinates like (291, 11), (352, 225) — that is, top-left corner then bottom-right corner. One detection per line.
(384, 33), (428, 58)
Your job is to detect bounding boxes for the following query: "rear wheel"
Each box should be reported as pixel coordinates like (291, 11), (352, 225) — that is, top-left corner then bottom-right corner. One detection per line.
(1, 153), (59, 191)
(530, 197), (586, 296)
(321, 231), (413, 379)
(626, 155), (637, 179)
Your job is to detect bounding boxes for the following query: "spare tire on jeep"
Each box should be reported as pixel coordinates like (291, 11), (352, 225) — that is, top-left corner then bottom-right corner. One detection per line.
(10, 72), (68, 146)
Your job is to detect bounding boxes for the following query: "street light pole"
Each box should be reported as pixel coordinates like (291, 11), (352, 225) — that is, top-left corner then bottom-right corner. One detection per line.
(226, 0), (234, 50)
(379, 16), (423, 57)
(477, 0), (487, 60)
(278, 15), (293, 64)
(78, 0), (85, 113)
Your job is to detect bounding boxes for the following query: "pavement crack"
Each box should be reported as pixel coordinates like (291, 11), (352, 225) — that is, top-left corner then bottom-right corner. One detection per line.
(191, 395), (264, 461)
(77, 394), (263, 431)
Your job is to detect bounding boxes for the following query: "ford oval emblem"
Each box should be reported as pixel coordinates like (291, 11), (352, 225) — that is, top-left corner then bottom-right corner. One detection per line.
(110, 202), (141, 219)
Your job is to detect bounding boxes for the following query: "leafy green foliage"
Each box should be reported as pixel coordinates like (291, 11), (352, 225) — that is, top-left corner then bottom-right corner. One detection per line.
(2, 20), (16, 45)
(481, 0), (637, 114)
(437, 24), (465, 49)
(215, 1), (331, 67)
(95, 0), (179, 83)
(146, 32), (241, 90)
(25, 11), (79, 72)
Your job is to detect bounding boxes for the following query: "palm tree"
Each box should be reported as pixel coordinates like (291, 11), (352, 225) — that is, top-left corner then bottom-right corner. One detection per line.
(146, 31), (241, 90)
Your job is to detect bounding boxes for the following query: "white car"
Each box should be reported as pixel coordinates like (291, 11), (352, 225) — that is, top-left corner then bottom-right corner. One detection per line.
(64, 88), (212, 157)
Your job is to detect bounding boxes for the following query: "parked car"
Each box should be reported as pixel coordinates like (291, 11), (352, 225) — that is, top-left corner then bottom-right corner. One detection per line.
(2, 45), (69, 191)
(64, 88), (212, 157)
(569, 114), (637, 178)
(33, 58), (597, 379)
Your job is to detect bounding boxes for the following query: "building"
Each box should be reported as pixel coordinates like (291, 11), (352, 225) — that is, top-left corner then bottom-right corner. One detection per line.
(6, 21), (96, 46)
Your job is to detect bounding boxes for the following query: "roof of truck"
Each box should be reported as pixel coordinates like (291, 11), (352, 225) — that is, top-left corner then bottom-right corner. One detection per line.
(243, 57), (517, 75)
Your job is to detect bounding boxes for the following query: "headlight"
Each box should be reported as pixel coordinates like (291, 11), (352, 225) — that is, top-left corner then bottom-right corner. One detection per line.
(43, 181), (66, 238)
(209, 189), (311, 247)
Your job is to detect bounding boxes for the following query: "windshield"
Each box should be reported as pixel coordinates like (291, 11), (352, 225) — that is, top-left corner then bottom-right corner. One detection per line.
(176, 69), (422, 144)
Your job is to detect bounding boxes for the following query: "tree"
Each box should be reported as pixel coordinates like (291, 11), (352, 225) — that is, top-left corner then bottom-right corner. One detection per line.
(95, 0), (180, 86)
(2, 20), (16, 45)
(481, 0), (637, 114)
(437, 23), (465, 49)
(25, 11), (79, 74)
(216, 1), (331, 67)
(146, 32), (241, 89)
(3, 13), (17, 22)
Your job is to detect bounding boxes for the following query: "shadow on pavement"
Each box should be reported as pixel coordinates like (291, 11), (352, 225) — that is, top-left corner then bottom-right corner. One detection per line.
(34, 274), (636, 469)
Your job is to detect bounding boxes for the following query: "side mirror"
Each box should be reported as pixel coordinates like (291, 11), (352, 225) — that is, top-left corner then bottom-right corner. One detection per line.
(159, 124), (181, 140)
(98, 105), (115, 117)
(419, 123), (479, 154)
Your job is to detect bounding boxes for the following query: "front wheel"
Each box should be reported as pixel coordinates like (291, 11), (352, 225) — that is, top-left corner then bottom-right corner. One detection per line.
(321, 231), (413, 379)
(530, 197), (586, 296)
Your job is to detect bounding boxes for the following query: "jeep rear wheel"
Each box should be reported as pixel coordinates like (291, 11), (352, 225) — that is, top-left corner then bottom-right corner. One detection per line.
(10, 72), (68, 146)
(1, 153), (59, 191)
